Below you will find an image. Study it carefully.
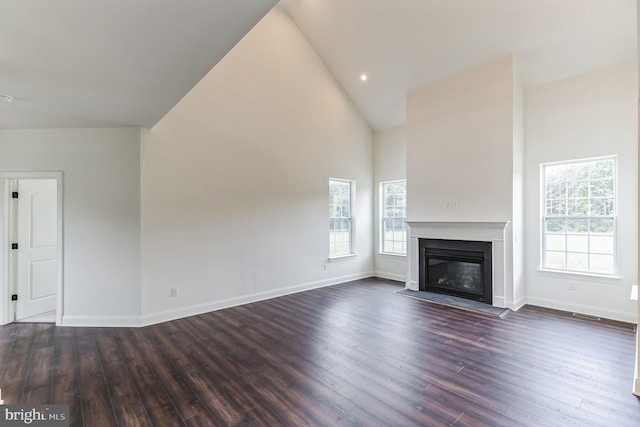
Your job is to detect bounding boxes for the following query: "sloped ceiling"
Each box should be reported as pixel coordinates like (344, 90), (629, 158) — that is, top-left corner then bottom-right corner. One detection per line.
(1, 1), (636, 131)
(0, 0), (277, 129)
(280, 0), (637, 130)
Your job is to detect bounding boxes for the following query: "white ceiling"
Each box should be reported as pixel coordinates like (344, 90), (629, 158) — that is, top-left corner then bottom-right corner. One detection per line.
(0, 0), (277, 129)
(0, 1), (636, 131)
(280, 0), (637, 130)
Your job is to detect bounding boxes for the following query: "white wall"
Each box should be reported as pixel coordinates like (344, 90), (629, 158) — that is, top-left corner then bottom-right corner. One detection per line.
(512, 62), (526, 309)
(406, 56), (515, 222)
(636, 98), (640, 396)
(633, 1), (640, 397)
(0, 128), (141, 326)
(373, 125), (407, 282)
(405, 56), (523, 309)
(140, 7), (373, 324)
(524, 59), (638, 323)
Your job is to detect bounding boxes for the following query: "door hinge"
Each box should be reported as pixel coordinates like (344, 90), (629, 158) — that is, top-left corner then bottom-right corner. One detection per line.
(11, 294), (17, 301)
(11, 243), (18, 250)
(12, 192), (18, 199)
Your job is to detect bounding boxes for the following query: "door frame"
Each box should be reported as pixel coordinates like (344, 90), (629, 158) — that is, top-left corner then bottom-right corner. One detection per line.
(0, 171), (64, 325)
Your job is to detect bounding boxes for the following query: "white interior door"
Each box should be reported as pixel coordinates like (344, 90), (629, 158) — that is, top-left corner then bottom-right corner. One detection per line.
(16, 179), (58, 320)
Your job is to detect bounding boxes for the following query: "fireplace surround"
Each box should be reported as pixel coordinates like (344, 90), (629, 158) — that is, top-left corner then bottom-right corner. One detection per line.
(419, 238), (492, 304)
(406, 221), (517, 309)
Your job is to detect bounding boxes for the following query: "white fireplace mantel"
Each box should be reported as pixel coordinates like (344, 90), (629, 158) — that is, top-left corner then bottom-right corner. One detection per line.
(406, 221), (515, 309)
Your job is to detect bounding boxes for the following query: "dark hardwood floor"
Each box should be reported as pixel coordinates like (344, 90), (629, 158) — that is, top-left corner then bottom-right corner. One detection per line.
(1, 278), (639, 426)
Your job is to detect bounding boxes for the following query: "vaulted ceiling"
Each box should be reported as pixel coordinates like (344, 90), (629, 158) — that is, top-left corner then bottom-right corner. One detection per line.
(0, 0), (277, 129)
(280, 0), (637, 130)
(0, 0), (636, 130)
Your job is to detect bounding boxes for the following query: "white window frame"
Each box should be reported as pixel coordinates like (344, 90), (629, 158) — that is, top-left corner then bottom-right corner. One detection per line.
(380, 180), (407, 256)
(329, 178), (355, 258)
(540, 156), (618, 277)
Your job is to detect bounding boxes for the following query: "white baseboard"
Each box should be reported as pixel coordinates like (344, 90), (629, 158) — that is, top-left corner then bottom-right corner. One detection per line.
(63, 273), (548, 328)
(634, 341), (640, 397)
(510, 295), (526, 311)
(406, 280), (418, 291)
(496, 296), (526, 311)
(373, 271), (406, 283)
(525, 296), (636, 324)
(141, 271), (374, 327)
(62, 315), (141, 327)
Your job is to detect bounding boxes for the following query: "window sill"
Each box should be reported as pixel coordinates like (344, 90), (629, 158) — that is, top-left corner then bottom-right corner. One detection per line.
(378, 252), (407, 258)
(328, 253), (357, 262)
(537, 268), (621, 281)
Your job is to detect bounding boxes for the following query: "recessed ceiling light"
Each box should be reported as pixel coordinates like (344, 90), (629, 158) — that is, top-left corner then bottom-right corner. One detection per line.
(360, 74), (368, 81)
(0, 95), (15, 103)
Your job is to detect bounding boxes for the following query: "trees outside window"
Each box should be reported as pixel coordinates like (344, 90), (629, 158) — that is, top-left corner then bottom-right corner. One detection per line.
(381, 180), (407, 255)
(329, 178), (354, 257)
(541, 157), (616, 275)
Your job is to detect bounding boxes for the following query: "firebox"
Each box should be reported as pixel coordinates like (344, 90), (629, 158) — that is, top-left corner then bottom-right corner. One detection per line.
(419, 238), (492, 304)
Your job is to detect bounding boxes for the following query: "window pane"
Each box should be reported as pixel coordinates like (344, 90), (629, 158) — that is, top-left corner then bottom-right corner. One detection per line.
(546, 165), (566, 183)
(547, 199), (566, 216)
(545, 251), (566, 269)
(590, 160), (614, 180)
(589, 254), (614, 274)
(545, 234), (566, 251)
(590, 218), (614, 235)
(330, 217), (347, 232)
(384, 204), (394, 217)
(567, 163), (588, 181)
(567, 180), (588, 198)
(589, 198), (614, 216)
(546, 219), (566, 233)
(567, 198), (588, 216)
(567, 219), (588, 234)
(567, 252), (589, 271)
(589, 236), (614, 255)
(341, 201), (350, 217)
(590, 179), (613, 197)
(566, 235), (588, 253)
(546, 182), (566, 200)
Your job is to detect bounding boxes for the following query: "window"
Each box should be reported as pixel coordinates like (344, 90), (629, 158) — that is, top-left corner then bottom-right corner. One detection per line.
(380, 180), (407, 255)
(541, 156), (616, 275)
(329, 178), (354, 257)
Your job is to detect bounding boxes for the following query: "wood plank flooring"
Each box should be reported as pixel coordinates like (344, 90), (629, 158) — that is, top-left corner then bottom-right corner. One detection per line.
(1, 278), (639, 426)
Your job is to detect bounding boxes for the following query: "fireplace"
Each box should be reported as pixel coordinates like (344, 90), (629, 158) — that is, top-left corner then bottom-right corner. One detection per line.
(419, 238), (492, 304)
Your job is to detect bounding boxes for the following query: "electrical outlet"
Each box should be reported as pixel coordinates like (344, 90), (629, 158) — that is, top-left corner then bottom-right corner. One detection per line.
(171, 287), (179, 297)
(568, 282), (577, 291)
(446, 201), (458, 209)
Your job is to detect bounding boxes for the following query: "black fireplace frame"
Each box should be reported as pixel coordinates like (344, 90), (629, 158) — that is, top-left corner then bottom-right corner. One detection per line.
(419, 238), (492, 304)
